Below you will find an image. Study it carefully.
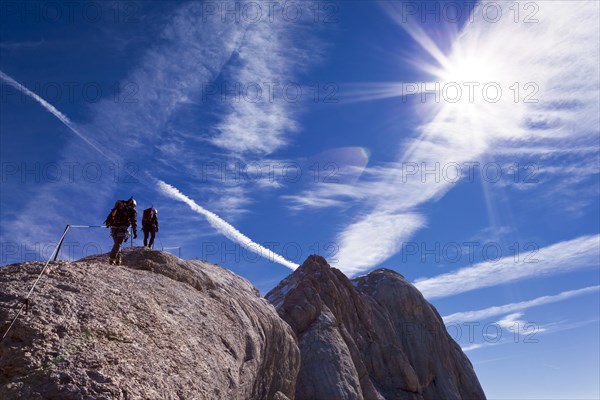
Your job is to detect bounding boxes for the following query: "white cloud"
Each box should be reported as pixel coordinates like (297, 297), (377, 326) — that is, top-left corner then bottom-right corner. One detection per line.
(208, 3), (320, 156)
(461, 343), (484, 352)
(0, 67), (297, 269)
(495, 312), (546, 334)
(333, 212), (426, 275)
(463, 317), (600, 354)
(282, 181), (370, 210)
(324, 1), (600, 274)
(415, 235), (600, 300)
(1, 2), (246, 257)
(85, 1), (248, 154)
(2, 1), (320, 261)
(443, 285), (600, 324)
(211, 187), (252, 218)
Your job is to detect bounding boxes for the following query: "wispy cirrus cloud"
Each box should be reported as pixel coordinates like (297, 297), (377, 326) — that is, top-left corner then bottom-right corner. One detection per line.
(415, 234), (600, 300)
(311, 1), (599, 274)
(2, 1), (322, 261)
(67, 0), (317, 189)
(85, 1), (248, 156)
(335, 212), (426, 276)
(443, 285), (600, 324)
(0, 67), (298, 269)
(1, 1), (248, 255)
(126, 1), (320, 217)
(495, 312), (545, 334)
(463, 317), (600, 353)
(210, 18), (316, 155)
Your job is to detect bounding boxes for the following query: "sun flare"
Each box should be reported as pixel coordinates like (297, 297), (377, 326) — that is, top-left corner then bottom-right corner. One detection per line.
(441, 52), (500, 86)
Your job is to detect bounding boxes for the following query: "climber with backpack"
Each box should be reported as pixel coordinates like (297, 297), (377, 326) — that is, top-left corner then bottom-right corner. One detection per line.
(105, 197), (138, 265)
(142, 207), (159, 249)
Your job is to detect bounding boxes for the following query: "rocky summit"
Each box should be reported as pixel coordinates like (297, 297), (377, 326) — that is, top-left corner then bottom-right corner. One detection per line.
(1, 250), (485, 399)
(266, 255), (486, 400)
(0, 248), (298, 399)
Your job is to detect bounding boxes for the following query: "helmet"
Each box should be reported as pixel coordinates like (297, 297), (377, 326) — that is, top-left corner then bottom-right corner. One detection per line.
(153, 208), (158, 215)
(129, 197), (137, 207)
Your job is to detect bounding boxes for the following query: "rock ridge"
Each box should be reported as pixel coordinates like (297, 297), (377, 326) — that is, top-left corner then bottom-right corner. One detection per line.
(1, 247), (299, 400)
(1, 250), (486, 400)
(267, 255), (486, 400)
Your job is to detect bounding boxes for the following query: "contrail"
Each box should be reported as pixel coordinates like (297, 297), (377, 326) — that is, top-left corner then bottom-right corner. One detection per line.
(0, 70), (113, 161)
(157, 180), (297, 270)
(2, 69), (296, 269)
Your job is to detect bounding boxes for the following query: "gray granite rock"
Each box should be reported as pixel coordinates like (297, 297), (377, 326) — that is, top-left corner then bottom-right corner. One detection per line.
(0, 248), (299, 399)
(266, 255), (486, 400)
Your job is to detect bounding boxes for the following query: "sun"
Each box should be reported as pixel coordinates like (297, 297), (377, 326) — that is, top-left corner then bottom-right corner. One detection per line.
(441, 53), (497, 85)
(425, 40), (511, 128)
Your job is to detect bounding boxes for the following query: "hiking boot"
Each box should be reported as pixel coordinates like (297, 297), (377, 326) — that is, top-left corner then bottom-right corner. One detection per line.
(109, 258), (116, 265)
(116, 256), (122, 265)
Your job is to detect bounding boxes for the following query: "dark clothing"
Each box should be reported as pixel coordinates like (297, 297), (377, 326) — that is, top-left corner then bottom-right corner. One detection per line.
(105, 203), (137, 263)
(142, 208), (158, 231)
(110, 227), (128, 261)
(106, 204), (137, 233)
(141, 208), (158, 249)
(143, 229), (156, 249)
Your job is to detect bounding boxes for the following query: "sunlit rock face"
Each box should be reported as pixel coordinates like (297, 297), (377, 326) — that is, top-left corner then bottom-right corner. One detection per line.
(267, 255), (486, 400)
(0, 248), (299, 400)
(1, 249), (486, 400)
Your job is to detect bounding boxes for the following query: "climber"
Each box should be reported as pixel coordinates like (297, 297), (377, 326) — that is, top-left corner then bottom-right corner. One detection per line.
(141, 207), (159, 249)
(105, 197), (137, 265)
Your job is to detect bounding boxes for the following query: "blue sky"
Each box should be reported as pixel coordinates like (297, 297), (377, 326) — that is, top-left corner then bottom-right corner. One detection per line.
(1, 1), (599, 398)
